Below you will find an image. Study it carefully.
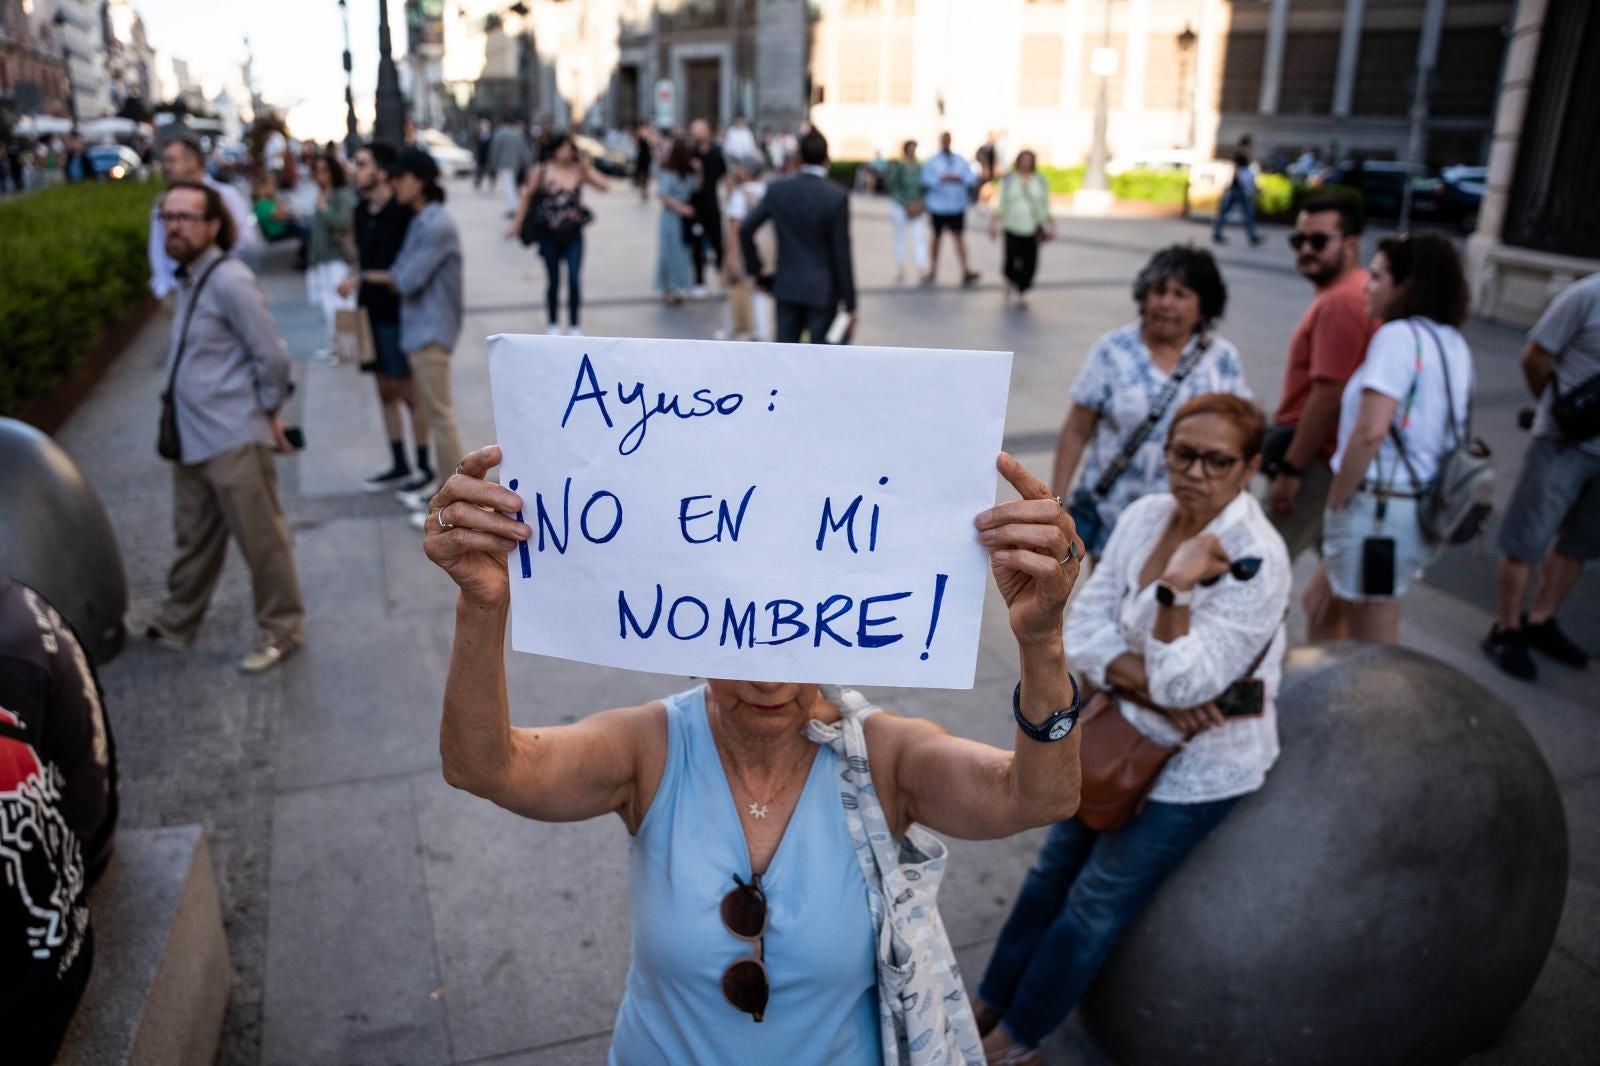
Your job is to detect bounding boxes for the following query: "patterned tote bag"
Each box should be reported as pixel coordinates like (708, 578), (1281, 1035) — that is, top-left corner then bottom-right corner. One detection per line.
(807, 688), (985, 1066)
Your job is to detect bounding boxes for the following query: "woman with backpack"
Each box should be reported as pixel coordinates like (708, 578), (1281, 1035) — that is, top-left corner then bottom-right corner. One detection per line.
(988, 150), (1054, 308)
(1314, 231), (1478, 642)
(509, 134), (609, 336)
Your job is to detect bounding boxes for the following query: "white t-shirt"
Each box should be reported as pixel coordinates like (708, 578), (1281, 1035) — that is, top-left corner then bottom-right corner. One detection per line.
(725, 180), (765, 222)
(1332, 317), (1474, 487)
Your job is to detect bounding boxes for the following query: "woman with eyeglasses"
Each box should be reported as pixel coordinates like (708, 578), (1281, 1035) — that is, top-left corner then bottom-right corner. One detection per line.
(1310, 231), (1474, 643)
(976, 393), (1289, 1064)
(421, 444), (1086, 1065)
(1052, 245), (1252, 560)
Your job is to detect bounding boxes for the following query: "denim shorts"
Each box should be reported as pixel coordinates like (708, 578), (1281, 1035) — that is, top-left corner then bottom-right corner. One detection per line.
(1498, 435), (1600, 562)
(370, 323), (410, 379)
(1322, 488), (1439, 602)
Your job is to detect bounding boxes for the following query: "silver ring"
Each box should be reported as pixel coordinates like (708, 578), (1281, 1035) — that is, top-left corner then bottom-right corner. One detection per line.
(1055, 495), (1067, 513)
(1058, 541), (1078, 566)
(435, 508), (454, 531)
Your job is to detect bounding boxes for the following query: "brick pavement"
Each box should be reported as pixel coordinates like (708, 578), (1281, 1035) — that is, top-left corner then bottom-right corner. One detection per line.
(50, 179), (1596, 1065)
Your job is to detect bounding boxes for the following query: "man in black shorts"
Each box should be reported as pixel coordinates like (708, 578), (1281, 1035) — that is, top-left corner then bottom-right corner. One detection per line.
(1, 578), (118, 1063)
(339, 141), (427, 492)
(919, 131), (979, 287)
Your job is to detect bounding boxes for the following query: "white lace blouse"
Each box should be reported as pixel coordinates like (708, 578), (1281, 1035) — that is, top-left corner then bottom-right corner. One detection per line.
(1065, 491), (1291, 804)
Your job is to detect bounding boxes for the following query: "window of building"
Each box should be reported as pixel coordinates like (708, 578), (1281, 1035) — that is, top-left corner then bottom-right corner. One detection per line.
(838, 27), (879, 104)
(1278, 30), (1339, 115)
(887, 22), (914, 104)
(1352, 29), (1418, 117)
(1433, 25), (1507, 118)
(1144, 30), (1186, 113)
(1218, 30), (1264, 114)
(1020, 34), (1062, 108)
(844, 0), (881, 15)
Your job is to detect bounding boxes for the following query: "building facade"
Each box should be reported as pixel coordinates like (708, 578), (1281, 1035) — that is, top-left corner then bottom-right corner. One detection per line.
(1467, 0), (1600, 327)
(0, 0), (70, 121)
(103, 0), (154, 111)
(27, 0), (111, 121)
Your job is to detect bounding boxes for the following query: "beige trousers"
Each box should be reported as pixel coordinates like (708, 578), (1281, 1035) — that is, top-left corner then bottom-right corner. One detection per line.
(155, 443), (304, 647)
(410, 343), (463, 478)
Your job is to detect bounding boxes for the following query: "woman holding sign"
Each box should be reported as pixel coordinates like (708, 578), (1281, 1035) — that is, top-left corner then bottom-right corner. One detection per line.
(422, 444), (1085, 1066)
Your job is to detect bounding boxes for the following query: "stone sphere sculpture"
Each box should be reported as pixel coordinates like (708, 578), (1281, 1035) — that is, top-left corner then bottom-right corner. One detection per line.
(0, 417), (128, 663)
(1081, 641), (1568, 1066)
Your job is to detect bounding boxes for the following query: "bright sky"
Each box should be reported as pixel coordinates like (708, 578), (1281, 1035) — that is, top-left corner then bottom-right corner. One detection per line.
(133, 0), (410, 142)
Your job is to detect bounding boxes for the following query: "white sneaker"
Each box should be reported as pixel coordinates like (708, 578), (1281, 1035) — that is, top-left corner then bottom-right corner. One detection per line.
(566, 325), (583, 336)
(395, 480), (439, 511)
(690, 285), (708, 301)
(545, 322), (562, 335)
(408, 509), (431, 530)
(712, 328), (731, 341)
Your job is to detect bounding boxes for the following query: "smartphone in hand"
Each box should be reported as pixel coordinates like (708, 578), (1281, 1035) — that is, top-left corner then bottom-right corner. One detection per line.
(283, 426), (306, 450)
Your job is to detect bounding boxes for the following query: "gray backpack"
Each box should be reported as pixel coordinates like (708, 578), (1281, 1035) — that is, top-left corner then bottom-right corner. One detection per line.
(1390, 319), (1494, 545)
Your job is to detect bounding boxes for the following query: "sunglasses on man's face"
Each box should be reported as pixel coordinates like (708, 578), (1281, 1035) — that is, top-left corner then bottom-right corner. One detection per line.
(1288, 232), (1335, 252)
(721, 873), (769, 1022)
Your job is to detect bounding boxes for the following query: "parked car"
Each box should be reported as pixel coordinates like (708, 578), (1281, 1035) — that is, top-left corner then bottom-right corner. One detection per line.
(1313, 160), (1427, 220)
(573, 133), (632, 178)
(1410, 165), (1486, 232)
(415, 129), (475, 177)
(85, 144), (144, 181)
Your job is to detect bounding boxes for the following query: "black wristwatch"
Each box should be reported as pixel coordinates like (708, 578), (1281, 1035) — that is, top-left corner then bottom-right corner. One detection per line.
(1275, 458), (1304, 479)
(1012, 677), (1081, 743)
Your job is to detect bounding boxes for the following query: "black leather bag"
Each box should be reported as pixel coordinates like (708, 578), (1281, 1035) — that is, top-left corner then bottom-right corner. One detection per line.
(1551, 372), (1600, 442)
(157, 256), (227, 462)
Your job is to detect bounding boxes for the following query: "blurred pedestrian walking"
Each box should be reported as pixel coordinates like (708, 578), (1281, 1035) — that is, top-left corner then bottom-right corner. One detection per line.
(882, 139), (929, 284)
(304, 152), (358, 361)
(250, 172), (306, 247)
(654, 139), (698, 304)
(739, 128), (857, 344)
(1314, 232), (1475, 643)
(354, 149), (464, 525)
(473, 117), (493, 189)
(921, 132), (979, 287)
(488, 116), (532, 217)
(1262, 196), (1378, 590)
(723, 113), (759, 164)
(135, 180), (304, 673)
(688, 118), (728, 298)
(1212, 134), (1263, 246)
(717, 155), (773, 341)
(337, 141), (427, 492)
(633, 121), (655, 202)
(1054, 246), (1250, 559)
(1484, 270), (1600, 679)
(149, 135), (259, 299)
(990, 150), (1053, 308)
(510, 133), (608, 336)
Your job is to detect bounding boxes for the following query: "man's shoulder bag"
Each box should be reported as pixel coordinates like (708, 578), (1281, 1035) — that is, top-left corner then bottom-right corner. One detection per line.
(1550, 371), (1600, 442)
(157, 256), (228, 462)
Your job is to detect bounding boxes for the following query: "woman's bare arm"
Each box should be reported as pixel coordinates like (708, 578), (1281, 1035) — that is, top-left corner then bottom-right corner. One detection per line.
(1328, 389), (1400, 510)
(1051, 403), (1099, 500)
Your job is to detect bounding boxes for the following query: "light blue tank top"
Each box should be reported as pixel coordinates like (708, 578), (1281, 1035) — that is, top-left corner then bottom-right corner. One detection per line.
(609, 686), (881, 1065)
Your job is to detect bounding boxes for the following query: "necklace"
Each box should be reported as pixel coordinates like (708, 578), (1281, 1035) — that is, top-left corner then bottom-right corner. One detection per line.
(708, 691), (815, 820)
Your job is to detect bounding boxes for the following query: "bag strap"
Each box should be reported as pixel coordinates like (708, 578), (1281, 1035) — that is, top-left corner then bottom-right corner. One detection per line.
(163, 255), (228, 400)
(1416, 318), (1468, 445)
(805, 693), (900, 882)
(1093, 335), (1213, 497)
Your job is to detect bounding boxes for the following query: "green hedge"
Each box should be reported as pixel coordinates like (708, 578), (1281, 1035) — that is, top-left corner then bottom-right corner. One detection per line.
(0, 179), (156, 418)
(1038, 165), (1187, 203)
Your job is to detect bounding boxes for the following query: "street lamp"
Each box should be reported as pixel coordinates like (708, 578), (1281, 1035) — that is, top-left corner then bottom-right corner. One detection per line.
(338, 0), (360, 154)
(1176, 23), (1197, 149)
(52, 11), (78, 130)
(1080, 0), (1119, 213)
(374, 0), (407, 143)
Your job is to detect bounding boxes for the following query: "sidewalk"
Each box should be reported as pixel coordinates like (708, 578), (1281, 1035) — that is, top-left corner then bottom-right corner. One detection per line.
(51, 178), (1596, 1065)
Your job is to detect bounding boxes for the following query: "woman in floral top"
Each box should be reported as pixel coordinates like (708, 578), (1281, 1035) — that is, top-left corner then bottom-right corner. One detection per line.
(1051, 245), (1252, 557)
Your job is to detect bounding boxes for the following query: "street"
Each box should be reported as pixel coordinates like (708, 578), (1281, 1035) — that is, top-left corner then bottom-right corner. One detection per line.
(55, 176), (1599, 1066)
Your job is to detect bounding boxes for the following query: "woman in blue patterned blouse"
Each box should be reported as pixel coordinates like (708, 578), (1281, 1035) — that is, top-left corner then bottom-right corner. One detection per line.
(1051, 245), (1253, 558)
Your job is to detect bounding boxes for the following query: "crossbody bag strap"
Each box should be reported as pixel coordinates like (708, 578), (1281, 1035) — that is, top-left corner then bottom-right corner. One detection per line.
(1416, 318), (1467, 445)
(1383, 321), (1428, 494)
(1093, 335), (1213, 497)
(162, 255), (228, 402)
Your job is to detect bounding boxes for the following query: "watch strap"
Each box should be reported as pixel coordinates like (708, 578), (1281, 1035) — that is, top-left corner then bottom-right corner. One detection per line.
(1012, 677), (1081, 743)
(1155, 581), (1193, 608)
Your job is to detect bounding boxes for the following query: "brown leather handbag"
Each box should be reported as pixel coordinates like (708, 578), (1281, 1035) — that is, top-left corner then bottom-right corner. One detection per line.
(1074, 684), (1181, 833)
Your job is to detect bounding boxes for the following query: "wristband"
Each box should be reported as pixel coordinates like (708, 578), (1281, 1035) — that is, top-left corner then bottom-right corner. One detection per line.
(1275, 459), (1304, 479)
(1012, 676), (1081, 743)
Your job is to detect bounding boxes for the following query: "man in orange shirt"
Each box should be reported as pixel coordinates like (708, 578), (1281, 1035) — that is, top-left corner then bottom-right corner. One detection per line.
(1262, 197), (1378, 632)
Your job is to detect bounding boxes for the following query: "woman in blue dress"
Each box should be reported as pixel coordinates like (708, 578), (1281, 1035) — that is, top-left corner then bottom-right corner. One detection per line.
(421, 444), (1088, 1066)
(655, 138), (698, 304)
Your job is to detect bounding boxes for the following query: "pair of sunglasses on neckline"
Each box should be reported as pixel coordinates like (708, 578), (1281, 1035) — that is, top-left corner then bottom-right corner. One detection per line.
(721, 873), (769, 1022)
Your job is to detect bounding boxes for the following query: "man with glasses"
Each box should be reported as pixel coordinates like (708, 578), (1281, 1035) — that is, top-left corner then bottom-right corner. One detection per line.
(1262, 197), (1376, 616)
(130, 181), (304, 673)
(148, 135), (259, 300)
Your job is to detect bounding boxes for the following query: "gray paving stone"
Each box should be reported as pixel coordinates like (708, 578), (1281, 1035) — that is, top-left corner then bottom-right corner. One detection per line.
(262, 775), (449, 1066)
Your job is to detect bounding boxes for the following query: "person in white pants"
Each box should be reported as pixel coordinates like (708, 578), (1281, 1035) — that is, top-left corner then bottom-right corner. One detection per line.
(883, 140), (929, 283)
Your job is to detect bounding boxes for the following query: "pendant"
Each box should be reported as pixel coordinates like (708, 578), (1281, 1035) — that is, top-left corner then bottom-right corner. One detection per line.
(747, 802), (769, 819)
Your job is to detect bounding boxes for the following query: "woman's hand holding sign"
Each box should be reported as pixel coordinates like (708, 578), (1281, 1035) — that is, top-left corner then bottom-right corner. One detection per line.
(422, 445), (531, 610)
(976, 452), (1084, 649)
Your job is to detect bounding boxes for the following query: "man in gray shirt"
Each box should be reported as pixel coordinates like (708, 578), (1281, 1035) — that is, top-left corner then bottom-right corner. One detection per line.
(1484, 271), (1600, 679)
(354, 148), (464, 526)
(132, 180), (305, 673)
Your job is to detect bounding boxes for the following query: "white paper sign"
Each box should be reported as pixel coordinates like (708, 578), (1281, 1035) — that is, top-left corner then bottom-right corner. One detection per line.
(488, 335), (1012, 689)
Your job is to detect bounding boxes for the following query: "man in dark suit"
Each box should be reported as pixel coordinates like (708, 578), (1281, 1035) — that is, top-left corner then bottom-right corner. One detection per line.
(739, 128), (858, 344)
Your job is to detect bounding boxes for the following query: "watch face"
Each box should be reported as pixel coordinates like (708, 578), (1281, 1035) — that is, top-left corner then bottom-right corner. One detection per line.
(1155, 584), (1174, 607)
(1048, 719), (1070, 741)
